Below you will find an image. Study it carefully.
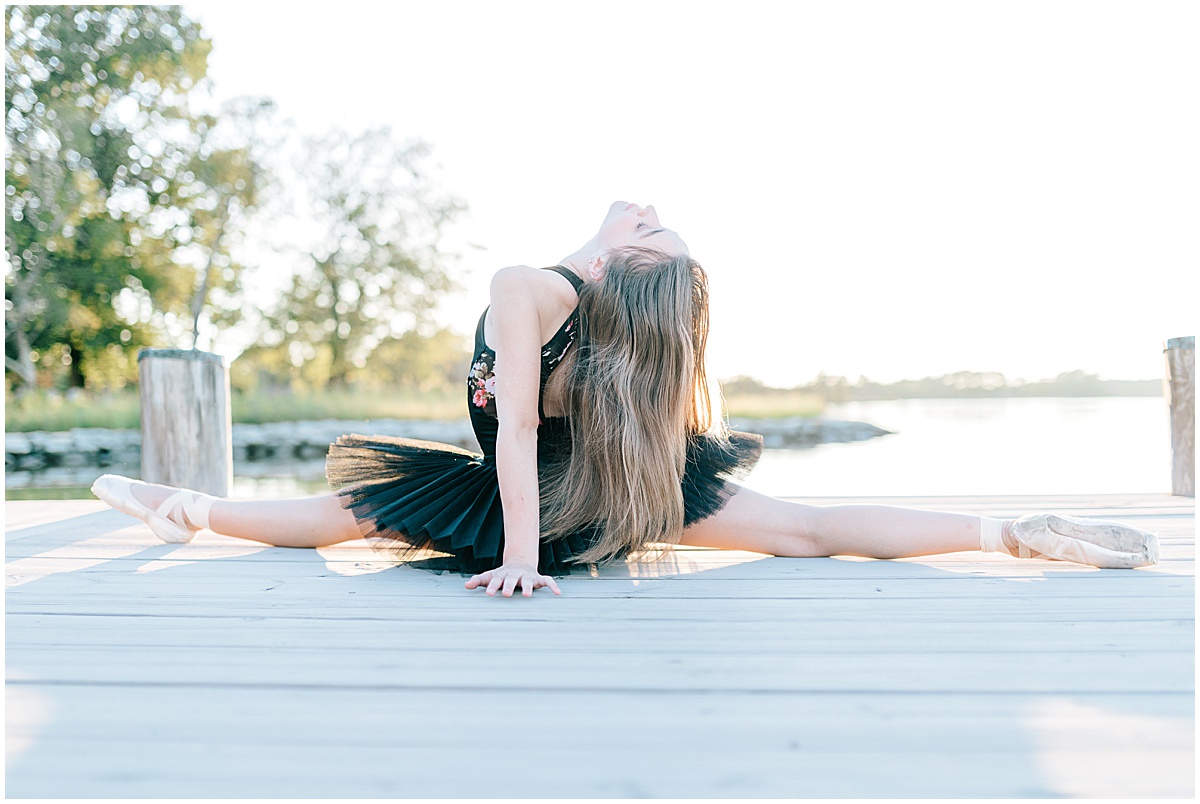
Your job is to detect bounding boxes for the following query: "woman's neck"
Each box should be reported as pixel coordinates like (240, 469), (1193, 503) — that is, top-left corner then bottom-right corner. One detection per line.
(557, 242), (597, 283)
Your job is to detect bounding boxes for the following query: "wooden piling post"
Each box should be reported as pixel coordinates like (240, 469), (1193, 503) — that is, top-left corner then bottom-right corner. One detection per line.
(138, 349), (232, 497)
(1164, 336), (1194, 497)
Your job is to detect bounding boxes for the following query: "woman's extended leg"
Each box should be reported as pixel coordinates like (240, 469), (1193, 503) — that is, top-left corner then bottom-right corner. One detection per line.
(680, 485), (984, 559)
(209, 494), (362, 547)
(123, 481), (362, 548)
(680, 484), (1158, 568)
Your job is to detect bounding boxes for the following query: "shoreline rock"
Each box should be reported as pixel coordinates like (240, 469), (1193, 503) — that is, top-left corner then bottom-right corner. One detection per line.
(728, 417), (893, 449)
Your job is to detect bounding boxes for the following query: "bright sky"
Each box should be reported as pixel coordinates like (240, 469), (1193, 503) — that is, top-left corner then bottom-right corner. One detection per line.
(185, 0), (1196, 386)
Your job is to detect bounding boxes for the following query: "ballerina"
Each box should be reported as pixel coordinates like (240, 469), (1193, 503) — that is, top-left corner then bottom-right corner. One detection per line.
(92, 201), (1159, 597)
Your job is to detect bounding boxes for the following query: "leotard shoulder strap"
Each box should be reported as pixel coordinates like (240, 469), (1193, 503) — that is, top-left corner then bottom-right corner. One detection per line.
(542, 264), (584, 294)
(536, 265), (583, 423)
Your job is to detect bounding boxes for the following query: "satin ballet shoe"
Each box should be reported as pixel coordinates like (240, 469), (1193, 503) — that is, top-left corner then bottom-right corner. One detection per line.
(91, 474), (216, 544)
(984, 513), (1159, 569)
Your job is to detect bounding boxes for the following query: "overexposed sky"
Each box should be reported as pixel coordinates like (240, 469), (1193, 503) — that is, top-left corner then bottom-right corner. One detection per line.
(185, 0), (1196, 386)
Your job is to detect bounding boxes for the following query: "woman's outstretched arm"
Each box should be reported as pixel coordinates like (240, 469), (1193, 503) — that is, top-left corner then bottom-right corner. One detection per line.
(464, 267), (562, 597)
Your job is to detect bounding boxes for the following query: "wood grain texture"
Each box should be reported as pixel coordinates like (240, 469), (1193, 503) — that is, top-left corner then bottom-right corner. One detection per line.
(5, 494), (1195, 798)
(137, 349), (232, 496)
(1165, 340), (1195, 497)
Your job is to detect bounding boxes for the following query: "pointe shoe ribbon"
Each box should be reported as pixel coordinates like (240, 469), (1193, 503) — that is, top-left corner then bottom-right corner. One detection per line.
(1004, 513), (1159, 569)
(154, 489), (216, 541)
(91, 474), (215, 544)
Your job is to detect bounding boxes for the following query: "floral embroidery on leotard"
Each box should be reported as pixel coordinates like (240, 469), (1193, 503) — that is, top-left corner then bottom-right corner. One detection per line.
(469, 357), (497, 416)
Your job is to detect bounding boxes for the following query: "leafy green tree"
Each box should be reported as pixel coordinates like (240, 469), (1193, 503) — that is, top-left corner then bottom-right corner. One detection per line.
(365, 328), (472, 392)
(182, 95), (275, 349)
(259, 127), (465, 387)
(4, 5), (262, 392)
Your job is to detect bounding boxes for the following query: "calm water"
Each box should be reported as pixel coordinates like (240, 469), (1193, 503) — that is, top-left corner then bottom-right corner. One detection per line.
(742, 396), (1173, 498)
(7, 397), (1174, 500)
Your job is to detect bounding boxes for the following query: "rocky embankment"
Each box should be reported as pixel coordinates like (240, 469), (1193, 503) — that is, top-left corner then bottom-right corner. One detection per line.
(5, 416), (892, 486)
(727, 417), (892, 448)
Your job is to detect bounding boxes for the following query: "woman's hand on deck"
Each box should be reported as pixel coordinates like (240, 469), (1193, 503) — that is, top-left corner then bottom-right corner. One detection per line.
(464, 560), (562, 597)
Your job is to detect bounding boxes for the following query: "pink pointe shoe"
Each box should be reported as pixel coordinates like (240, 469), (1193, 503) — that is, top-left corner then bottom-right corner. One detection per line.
(984, 513), (1159, 569)
(91, 474), (216, 544)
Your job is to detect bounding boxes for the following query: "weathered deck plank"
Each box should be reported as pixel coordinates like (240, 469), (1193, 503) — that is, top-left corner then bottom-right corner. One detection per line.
(5, 494), (1194, 798)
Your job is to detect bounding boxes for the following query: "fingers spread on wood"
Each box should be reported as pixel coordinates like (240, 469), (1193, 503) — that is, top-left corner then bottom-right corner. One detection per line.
(486, 575), (504, 596)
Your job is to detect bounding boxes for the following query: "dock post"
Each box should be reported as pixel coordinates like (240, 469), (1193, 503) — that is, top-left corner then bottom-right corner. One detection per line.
(1164, 336), (1194, 497)
(137, 349), (232, 496)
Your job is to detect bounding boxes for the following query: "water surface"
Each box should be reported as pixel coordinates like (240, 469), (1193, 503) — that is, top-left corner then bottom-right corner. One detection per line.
(743, 397), (1172, 497)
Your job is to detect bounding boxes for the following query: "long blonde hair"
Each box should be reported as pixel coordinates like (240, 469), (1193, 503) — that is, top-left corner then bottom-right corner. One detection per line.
(540, 246), (719, 563)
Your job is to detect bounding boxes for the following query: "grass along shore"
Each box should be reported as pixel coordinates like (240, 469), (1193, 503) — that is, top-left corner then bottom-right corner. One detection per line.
(5, 386), (825, 433)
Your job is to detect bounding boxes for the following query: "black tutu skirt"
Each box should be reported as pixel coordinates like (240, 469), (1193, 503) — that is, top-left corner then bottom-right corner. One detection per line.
(325, 429), (763, 576)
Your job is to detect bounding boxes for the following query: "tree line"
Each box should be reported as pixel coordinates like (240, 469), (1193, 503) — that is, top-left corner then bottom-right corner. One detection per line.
(721, 370), (1160, 402)
(5, 5), (468, 398)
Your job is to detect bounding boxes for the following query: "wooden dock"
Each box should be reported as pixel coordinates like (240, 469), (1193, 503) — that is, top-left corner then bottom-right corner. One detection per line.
(5, 493), (1194, 798)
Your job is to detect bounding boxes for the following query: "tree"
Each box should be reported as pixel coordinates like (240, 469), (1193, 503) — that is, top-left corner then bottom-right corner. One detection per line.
(260, 127), (464, 387)
(365, 327), (471, 392)
(182, 96), (275, 350)
(4, 6), (263, 392)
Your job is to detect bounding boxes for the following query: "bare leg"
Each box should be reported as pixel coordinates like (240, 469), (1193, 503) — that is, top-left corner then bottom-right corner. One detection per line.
(680, 485), (982, 559)
(207, 495), (363, 548)
(128, 483), (362, 548)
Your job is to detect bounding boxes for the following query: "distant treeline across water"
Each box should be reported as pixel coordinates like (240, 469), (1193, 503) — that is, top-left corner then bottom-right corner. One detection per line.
(724, 370), (1160, 403)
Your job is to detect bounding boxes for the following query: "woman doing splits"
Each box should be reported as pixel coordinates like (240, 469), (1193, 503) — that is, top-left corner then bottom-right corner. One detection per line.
(92, 201), (1159, 597)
